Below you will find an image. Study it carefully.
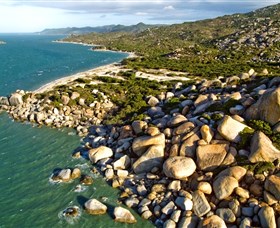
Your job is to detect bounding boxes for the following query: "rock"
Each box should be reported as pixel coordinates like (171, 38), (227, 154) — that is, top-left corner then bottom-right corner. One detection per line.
(170, 210), (181, 223)
(55, 169), (71, 182)
(197, 182), (212, 194)
(196, 144), (228, 171)
(71, 168), (81, 179)
(258, 206), (276, 228)
(162, 201), (175, 215)
(245, 87), (280, 125)
(175, 196), (193, 210)
(216, 166), (246, 181)
(168, 180), (181, 191)
(249, 131), (280, 163)
(105, 168), (114, 180)
(132, 133), (165, 156)
(217, 115), (250, 143)
(163, 219), (176, 228)
(141, 210), (153, 219)
(133, 145), (164, 174)
(241, 207), (254, 217)
(61, 95), (70, 105)
(200, 125), (214, 143)
(114, 206), (137, 224)
(113, 155), (130, 170)
(239, 72), (250, 80)
(125, 197), (139, 208)
(178, 216), (199, 228)
(264, 174), (280, 200)
(264, 191), (278, 205)
(213, 176), (239, 200)
(239, 218), (252, 228)
(80, 175), (93, 185)
(88, 146), (113, 163)
(84, 199), (107, 215)
(147, 96), (160, 107)
(71, 92), (80, 100)
(173, 122), (195, 135)
(168, 114), (188, 127)
(9, 93), (23, 106)
(199, 215), (227, 228)
(63, 206), (80, 217)
(192, 190), (211, 217)
(216, 208), (236, 223)
(235, 187), (249, 199)
(163, 156), (196, 180)
(132, 120), (147, 134)
(179, 132), (200, 158)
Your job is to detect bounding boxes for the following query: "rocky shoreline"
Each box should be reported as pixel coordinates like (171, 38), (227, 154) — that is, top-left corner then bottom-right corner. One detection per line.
(1, 65), (280, 227)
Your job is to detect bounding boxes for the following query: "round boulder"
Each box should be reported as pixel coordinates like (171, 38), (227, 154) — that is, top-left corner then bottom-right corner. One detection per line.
(163, 156), (196, 180)
(84, 199), (107, 215)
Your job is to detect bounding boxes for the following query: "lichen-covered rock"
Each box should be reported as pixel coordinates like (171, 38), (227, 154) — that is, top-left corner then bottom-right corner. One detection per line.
(249, 131), (280, 163)
(163, 156), (196, 180)
(84, 199), (107, 215)
(217, 115), (250, 143)
(114, 206), (137, 224)
(88, 146), (113, 163)
(245, 87), (280, 125)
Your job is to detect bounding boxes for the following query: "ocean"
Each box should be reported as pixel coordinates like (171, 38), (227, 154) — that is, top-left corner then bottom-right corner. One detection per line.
(0, 35), (153, 228)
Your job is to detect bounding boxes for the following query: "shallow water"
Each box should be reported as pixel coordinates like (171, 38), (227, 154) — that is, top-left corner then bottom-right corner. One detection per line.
(0, 35), (153, 227)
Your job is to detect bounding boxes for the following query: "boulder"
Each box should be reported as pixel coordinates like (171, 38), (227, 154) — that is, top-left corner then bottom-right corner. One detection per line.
(131, 120), (147, 134)
(88, 146), (113, 163)
(258, 206), (276, 228)
(114, 206), (137, 224)
(163, 219), (176, 228)
(84, 199), (107, 215)
(245, 87), (280, 125)
(163, 156), (196, 180)
(71, 92), (80, 100)
(9, 93), (23, 106)
(197, 182), (212, 194)
(61, 95), (70, 105)
(217, 115), (250, 143)
(147, 96), (160, 107)
(216, 166), (247, 181)
(264, 174), (280, 200)
(196, 144), (228, 171)
(213, 176), (239, 200)
(192, 190), (211, 217)
(249, 131), (280, 163)
(132, 133), (165, 156)
(199, 215), (227, 228)
(113, 155), (130, 170)
(133, 145), (164, 174)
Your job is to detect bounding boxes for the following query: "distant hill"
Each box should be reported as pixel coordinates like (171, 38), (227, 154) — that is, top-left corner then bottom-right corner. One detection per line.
(62, 3), (280, 78)
(37, 23), (163, 35)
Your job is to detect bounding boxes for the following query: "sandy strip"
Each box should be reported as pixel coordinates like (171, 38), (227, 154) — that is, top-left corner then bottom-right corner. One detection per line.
(33, 63), (123, 94)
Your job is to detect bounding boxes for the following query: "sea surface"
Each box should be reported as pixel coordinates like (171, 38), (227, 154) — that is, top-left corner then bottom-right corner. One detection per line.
(0, 35), (153, 228)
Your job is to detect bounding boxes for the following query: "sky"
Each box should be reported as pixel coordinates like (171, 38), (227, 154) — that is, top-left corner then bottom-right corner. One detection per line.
(0, 0), (279, 33)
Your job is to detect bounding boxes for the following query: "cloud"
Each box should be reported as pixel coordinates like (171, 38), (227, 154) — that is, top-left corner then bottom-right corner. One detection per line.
(0, 0), (280, 32)
(164, 5), (175, 10)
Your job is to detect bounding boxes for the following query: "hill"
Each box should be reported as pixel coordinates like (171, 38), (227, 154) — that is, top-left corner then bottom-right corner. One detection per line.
(37, 23), (163, 35)
(62, 3), (280, 78)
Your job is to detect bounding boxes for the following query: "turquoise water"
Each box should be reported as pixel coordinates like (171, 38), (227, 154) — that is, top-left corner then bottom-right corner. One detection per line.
(0, 35), (153, 228)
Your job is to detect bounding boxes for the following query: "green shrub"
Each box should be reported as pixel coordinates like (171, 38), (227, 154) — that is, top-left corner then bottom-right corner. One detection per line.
(238, 127), (255, 150)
